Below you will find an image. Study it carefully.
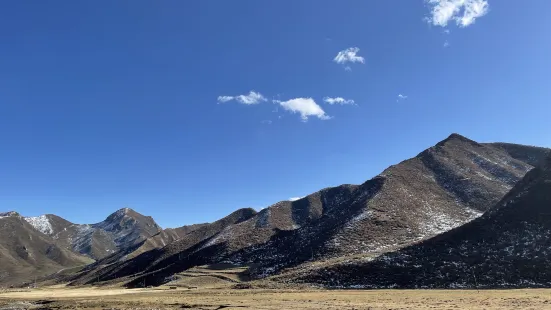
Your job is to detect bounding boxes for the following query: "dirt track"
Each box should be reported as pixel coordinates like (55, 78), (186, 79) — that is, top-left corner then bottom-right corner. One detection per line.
(2, 287), (551, 309)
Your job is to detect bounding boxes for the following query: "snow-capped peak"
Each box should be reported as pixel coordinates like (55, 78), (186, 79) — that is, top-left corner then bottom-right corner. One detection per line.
(24, 215), (54, 235)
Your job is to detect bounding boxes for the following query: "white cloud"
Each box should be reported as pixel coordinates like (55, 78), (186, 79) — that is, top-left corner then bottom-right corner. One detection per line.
(344, 66), (352, 72)
(217, 96), (234, 103)
(426, 0), (489, 28)
(260, 120), (272, 125)
(397, 94), (408, 102)
(274, 98), (330, 121)
(236, 91), (267, 104)
(217, 91), (267, 105)
(443, 40), (450, 48)
(323, 97), (356, 105)
(289, 196), (305, 202)
(334, 47), (365, 65)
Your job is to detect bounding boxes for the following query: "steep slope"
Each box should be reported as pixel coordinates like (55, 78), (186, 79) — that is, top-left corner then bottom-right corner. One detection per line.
(487, 142), (550, 167)
(292, 154), (551, 288)
(69, 208), (257, 285)
(27, 208), (165, 260)
(0, 212), (93, 286)
(218, 134), (539, 277)
(122, 223), (210, 259)
(74, 134), (546, 287)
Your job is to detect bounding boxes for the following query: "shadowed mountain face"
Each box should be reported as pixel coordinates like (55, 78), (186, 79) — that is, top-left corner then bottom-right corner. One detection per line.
(0, 212), (93, 286)
(292, 154), (551, 289)
(68, 208), (258, 285)
(24, 208), (164, 260)
(66, 134), (549, 288)
(487, 142), (550, 167)
(0, 208), (205, 286)
(219, 134), (543, 278)
(123, 223), (210, 259)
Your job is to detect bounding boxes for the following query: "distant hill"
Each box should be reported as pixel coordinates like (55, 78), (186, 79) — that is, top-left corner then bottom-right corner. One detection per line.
(291, 153), (551, 288)
(69, 208), (257, 285)
(0, 208), (209, 286)
(0, 212), (93, 286)
(23, 208), (165, 260)
(124, 223), (210, 259)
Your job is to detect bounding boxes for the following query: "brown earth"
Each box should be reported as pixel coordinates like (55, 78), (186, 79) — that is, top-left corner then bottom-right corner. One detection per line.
(0, 214), (93, 287)
(1, 286), (551, 309)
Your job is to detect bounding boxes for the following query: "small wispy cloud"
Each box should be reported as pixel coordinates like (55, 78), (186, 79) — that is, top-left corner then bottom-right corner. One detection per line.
(397, 94), (408, 102)
(426, 0), (489, 28)
(323, 97), (356, 105)
(217, 91), (267, 105)
(274, 98), (330, 121)
(334, 47), (365, 68)
(260, 120), (272, 125)
(217, 96), (234, 103)
(443, 40), (450, 48)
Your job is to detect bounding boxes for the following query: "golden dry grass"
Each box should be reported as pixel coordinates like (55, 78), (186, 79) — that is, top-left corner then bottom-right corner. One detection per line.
(2, 286), (551, 309)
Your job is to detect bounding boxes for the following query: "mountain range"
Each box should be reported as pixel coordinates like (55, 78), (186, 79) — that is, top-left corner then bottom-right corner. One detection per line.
(1, 133), (549, 288)
(290, 153), (551, 288)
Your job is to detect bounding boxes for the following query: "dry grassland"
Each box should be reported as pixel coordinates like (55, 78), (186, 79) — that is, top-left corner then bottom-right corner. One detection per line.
(2, 286), (551, 309)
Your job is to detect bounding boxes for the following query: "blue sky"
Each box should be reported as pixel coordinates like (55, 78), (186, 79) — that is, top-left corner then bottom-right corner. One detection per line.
(1, 1), (550, 228)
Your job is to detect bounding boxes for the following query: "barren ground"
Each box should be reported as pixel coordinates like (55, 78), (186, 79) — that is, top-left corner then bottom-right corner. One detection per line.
(2, 286), (551, 309)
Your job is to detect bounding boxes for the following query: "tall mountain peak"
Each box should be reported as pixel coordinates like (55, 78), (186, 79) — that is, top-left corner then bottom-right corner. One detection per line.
(293, 151), (551, 289)
(21, 208), (164, 260)
(107, 207), (134, 219)
(437, 133), (480, 147)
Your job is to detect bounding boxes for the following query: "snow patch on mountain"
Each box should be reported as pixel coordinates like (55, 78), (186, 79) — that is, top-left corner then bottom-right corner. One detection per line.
(200, 226), (235, 250)
(345, 209), (373, 229)
(0, 211), (19, 219)
(71, 224), (95, 253)
(24, 215), (54, 235)
(419, 204), (481, 237)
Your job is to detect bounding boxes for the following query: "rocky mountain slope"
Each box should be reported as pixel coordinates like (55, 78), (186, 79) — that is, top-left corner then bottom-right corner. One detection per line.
(68, 134), (548, 287)
(488, 142), (550, 167)
(69, 208), (257, 285)
(24, 208), (165, 260)
(219, 135), (547, 278)
(0, 212), (93, 286)
(125, 223), (210, 259)
(292, 153), (551, 289)
(1, 208), (206, 286)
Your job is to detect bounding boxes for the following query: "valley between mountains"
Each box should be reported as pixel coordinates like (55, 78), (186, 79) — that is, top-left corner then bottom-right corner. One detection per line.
(1, 133), (550, 289)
